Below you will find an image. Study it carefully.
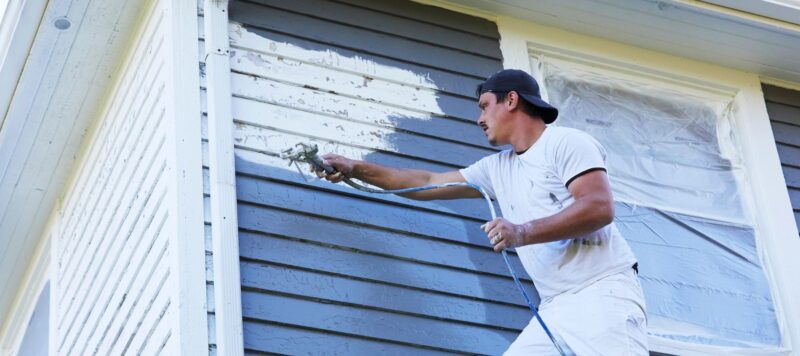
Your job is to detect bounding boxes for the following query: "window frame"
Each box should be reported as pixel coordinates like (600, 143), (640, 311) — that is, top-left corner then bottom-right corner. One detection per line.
(496, 15), (800, 355)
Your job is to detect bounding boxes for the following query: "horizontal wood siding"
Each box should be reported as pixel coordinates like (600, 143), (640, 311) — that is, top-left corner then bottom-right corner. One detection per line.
(225, 0), (530, 354)
(764, 84), (800, 236)
(53, 3), (175, 355)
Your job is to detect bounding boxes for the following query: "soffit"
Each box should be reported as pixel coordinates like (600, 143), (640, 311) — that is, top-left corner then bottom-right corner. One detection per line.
(443, 0), (800, 84)
(0, 0), (147, 332)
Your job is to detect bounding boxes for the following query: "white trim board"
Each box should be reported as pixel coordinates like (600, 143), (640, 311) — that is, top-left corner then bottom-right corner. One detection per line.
(203, 0), (244, 355)
(761, 76), (800, 92)
(697, 0), (800, 27)
(162, 0), (208, 354)
(497, 14), (800, 355)
(0, 0), (48, 128)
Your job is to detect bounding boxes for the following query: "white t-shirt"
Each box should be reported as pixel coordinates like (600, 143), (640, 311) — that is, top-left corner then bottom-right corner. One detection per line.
(460, 126), (637, 301)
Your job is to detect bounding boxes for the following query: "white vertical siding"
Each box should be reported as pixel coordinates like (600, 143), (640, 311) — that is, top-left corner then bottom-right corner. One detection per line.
(52, 2), (176, 355)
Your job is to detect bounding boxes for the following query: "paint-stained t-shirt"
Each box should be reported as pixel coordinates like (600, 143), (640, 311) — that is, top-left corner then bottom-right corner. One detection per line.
(460, 126), (637, 301)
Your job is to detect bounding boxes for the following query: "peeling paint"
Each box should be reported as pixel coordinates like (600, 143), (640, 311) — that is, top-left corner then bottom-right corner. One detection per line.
(228, 24), (442, 96)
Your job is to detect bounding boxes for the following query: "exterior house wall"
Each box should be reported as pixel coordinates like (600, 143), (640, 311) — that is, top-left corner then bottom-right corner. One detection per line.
(222, 0), (532, 353)
(3, 0), (799, 355)
(764, 84), (800, 236)
(51, 2), (177, 355)
(210, 0), (800, 354)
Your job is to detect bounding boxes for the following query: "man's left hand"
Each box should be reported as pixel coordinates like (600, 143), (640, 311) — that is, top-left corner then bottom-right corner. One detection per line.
(481, 218), (527, 252)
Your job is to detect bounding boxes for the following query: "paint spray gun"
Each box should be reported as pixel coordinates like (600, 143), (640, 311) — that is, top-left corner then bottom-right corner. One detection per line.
(279, 142), (389, 192)
(279, 143), (337, 181)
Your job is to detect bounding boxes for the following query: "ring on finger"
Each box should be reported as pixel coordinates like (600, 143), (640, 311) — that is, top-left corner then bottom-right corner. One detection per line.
(491, 233), (503, 244)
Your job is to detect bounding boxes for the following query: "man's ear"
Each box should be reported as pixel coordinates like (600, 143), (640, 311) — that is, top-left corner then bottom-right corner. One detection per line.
(506, 91), (520, 111)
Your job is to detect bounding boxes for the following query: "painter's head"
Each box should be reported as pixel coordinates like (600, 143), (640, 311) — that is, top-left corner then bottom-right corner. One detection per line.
(475, 69), (558, 145)
(476, 69), (558, 123)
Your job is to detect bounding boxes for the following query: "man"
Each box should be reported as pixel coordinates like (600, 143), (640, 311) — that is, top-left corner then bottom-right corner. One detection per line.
(315, 69), (648, 355)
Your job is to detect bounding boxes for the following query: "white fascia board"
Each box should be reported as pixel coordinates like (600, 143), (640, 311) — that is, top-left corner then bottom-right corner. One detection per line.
(0, 0), (47, 130)
(496, 14), (799, 355)
(700, 0), (800, 26)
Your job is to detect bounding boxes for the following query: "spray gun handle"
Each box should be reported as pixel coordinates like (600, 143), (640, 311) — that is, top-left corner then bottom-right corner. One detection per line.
(310, 154), (337, 175)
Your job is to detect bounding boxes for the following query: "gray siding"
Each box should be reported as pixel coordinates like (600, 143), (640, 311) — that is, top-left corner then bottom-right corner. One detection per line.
(764, 84), (800, 236)
(226, 0), (533, 354)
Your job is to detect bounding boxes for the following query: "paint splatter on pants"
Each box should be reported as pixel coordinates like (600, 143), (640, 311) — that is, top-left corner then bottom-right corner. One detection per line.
(504, 269), (648, 356)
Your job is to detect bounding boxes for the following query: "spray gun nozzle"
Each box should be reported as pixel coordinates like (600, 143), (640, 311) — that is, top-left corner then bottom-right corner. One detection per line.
(280, 143), (319, 163)
(279, 142), (336, 178)
(281, 143), (318, 168)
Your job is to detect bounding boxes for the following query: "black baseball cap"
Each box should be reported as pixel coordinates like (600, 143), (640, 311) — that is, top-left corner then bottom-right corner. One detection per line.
(477, 69), (559, 124)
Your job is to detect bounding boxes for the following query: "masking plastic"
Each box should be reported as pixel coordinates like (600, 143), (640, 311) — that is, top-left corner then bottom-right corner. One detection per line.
(538, 58), (782, 349)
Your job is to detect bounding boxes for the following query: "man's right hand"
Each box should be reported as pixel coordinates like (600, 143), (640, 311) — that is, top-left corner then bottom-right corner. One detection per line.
(312, 153), (358, 183)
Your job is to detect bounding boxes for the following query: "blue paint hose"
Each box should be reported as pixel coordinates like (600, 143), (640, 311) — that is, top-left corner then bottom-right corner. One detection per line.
(281, 143), (572, 355)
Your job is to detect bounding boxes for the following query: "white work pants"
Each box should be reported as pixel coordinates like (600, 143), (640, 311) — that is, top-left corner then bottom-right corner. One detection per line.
(504, 269), (648, 356)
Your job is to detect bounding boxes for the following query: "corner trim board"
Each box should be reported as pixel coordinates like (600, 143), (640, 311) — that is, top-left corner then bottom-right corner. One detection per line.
(163, 0), (209, 354)
(203, 0), (245, 355)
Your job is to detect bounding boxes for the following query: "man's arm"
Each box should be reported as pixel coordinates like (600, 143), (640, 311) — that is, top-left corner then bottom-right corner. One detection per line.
(316, 153), (483, 201)
(483, 170), (614, 251)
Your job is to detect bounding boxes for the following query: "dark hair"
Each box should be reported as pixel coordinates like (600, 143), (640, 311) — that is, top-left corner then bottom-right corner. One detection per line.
(476, 85), (541, 119)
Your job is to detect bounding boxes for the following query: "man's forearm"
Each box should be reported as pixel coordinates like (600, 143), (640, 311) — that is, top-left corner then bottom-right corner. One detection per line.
(320, 153), (476, 201)
(351, 161), (433, 190)
(519, 196), (614, 245)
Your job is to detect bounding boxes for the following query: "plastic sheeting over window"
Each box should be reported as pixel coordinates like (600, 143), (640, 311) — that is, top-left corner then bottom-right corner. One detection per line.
(538, 58), (782, 349)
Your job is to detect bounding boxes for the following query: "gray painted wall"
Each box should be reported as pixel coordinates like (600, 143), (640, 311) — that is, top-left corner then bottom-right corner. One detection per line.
(765, 84), (800, 236)
(225, 0), (536, 354)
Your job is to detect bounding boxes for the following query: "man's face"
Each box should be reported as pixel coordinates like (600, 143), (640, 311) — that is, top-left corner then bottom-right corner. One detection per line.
(477, 92), (509, 146)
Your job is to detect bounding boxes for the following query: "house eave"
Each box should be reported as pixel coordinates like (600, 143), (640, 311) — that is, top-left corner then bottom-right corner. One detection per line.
(428, 0), (800, 85)
(0, 0), (149, 340)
